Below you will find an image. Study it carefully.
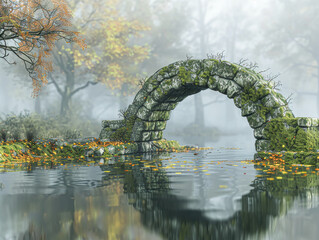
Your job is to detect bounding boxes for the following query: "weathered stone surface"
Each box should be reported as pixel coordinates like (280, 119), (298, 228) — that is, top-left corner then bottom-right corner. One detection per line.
(125, 104), (139, 118)
(142, 80), (157, 93)
(149, 111), (170, 121)
(233, 95), (242, 108)
(150, 87), (165, 102)
(207, 77), (218, 90)
(210, 61), (238, 79)
(241, 102), (257, 116)
(102, 120), (125, 129)
(142, 121), (157, 131)
(141, 131), (152, 141)
(234, 69), (258, 88)
(197, 70), (208, 87)
(132, 89), (148, 108)
(216, 77), (229, 94)
(247, 112), (266, 128)
(270, 107), (286, 119)
(143, 96), (159, 110)
(297, 117), (313, 127)
(152, 102), (178, 111)
(136, 106), (152, 120)
(261, 94), (282, 108)
(155, 121), (167, 130)
(255, 140), (271, 151)
(227, 81), (241, 98)
(151, 131), (163, 140)
(254, 125), (268, 140)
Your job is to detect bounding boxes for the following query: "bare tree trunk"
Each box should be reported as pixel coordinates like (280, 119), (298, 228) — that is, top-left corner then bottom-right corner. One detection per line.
(194, 93), (205, 126)
(193, 0), (207, 128)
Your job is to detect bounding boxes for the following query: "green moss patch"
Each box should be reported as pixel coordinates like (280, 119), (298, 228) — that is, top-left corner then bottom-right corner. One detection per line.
(265, 117), (319, 152)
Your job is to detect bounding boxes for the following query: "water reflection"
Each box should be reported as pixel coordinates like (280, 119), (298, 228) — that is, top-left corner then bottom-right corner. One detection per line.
(1, 150), (319, 239)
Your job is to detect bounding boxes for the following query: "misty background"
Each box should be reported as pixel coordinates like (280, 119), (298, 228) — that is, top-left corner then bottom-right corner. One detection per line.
(0, 0), (317, 149)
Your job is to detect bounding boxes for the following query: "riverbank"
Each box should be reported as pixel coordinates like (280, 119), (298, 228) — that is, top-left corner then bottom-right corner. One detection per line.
(0, 138), (210, 168)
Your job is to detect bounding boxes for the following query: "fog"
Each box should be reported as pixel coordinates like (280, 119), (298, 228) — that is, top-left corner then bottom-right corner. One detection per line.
(0, 0), (317, 148)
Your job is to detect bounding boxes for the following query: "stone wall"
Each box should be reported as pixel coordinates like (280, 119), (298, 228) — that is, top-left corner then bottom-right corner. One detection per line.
(100, 58), (296, 152)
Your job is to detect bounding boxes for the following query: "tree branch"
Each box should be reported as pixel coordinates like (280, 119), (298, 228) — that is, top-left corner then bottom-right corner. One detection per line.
(70, 81), (98, 97)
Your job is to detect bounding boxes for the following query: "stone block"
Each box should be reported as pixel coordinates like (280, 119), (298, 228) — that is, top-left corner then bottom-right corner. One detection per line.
(151, 131), (163, 140)
(136, 106), (152, 120)
(233, 95), (242, 108)
(312, 118), (319, 127)
(234, 69), (258, 88)
(211, 61), (238, 79)
(141, 131), (152, 141)
(155, 121), (167, 131)
(207, 77), (218, 90)
(152, 103), (177, 111)
(255, 140), (271, 152)
(227, 81), (241, 98)
(261, 94), (282, 108)
(171, 76), (183, 89)
(125, 104), (139, 118)
(142, 80), (156, 93)
(270, 107), (286, 119)
(143, 96), (159, 110)
(143, 121), (157, 131)
(247, 112), (266, 128)
(160, 78), (174, 95)
(132, 89), (148, 108)
(297, 117), (312, 127)
(216, 77), (229, 94)
(197, 71), (208, 87)
(254, 125), (268, 139)
(241, 102), (257, 116)
(150, 87), (165, 102)
(102, 120), (125, 130)
(149, 111), (170, 121)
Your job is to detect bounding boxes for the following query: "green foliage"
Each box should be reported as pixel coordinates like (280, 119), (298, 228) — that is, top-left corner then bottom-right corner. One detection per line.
(109, 116), (136, 142)
(265, 118), (319, 152)
(0, 111), (100, 141)
(178, 66), (191, 84)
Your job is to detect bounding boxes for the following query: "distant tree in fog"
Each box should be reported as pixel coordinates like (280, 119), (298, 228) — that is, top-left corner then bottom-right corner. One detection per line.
(257, 0), (319, 115)
(0, 0), (84, 97)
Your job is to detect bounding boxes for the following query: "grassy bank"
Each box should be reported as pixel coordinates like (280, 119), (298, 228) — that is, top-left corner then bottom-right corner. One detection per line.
(0, 138), (205, 170)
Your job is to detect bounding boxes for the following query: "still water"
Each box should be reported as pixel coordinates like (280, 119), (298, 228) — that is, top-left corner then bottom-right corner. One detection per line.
(1, 138), (319, 239)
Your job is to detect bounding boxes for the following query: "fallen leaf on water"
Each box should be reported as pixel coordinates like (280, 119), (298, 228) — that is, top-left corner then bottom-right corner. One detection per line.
(219, 185), (228, 188)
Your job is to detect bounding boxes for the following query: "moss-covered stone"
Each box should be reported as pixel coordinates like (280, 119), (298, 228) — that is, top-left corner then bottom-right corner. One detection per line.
(264, 117), (319, 152)
(109, 116), (136, 142)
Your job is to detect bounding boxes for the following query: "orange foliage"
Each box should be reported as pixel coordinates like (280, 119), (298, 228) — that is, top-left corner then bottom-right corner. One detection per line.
(0, 0), (85, 97)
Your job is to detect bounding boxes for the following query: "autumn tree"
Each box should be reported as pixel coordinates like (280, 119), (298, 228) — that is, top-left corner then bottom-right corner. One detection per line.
(0, 0), (84, 97)
(47, 0), (150, 117)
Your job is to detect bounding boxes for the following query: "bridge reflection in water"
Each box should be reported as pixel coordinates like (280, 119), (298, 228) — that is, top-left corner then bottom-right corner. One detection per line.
(1, 150), (319, 239)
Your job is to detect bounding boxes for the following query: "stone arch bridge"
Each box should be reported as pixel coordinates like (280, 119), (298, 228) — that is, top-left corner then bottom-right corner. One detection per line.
(100, 59), (318, 153)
